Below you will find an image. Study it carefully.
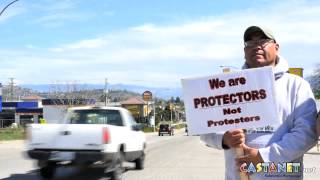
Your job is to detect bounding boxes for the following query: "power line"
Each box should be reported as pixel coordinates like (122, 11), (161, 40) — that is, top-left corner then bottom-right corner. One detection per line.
(0, 0), (19, 16)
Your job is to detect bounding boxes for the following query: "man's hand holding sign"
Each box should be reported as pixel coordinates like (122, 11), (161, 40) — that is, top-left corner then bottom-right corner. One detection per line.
(222, 129), (245, 149)
(222, 129), (263, 171)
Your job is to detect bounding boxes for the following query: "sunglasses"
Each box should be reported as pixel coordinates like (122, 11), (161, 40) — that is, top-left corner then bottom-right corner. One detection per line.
(244, 39), (275, 48)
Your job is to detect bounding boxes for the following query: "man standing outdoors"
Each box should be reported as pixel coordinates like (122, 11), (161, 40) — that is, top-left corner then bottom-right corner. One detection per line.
(201, 26), (318, 180)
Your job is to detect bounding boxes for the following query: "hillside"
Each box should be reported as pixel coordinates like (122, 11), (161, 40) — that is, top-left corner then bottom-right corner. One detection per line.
(1, 84), (181, 102)
(1, 85), (141, 102)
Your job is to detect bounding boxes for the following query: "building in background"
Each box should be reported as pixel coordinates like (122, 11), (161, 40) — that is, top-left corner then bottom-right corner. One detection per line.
(0, 92), (164, 127)
(0, 101), (42, 128)
(121, 97), (149, 123)
(21, 95), (44, 107)
(0, 97), (96, 127)
(42, 99), (96, 124)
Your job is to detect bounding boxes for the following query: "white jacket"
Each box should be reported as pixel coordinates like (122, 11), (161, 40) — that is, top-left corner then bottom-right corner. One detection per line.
(200, 57), (318, 180)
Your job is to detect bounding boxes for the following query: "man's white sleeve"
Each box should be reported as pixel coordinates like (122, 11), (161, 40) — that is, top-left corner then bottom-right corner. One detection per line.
(259, 81), (318, 162)
(200, 133), (224, 150)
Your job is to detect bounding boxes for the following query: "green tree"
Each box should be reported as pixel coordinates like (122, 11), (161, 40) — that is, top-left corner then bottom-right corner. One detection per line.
(175, 97), (181, 103)
(315, 90), (320, 99)
(309, 64), (320, 99)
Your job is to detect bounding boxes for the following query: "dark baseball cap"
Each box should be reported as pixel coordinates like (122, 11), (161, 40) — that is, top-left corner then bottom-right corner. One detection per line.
(244, 26), (276, 42)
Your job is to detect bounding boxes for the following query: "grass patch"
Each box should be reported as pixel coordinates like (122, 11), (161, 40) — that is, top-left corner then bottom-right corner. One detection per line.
(174, 123), (186, 129)
(0, 127), (25, 141)
(142, 126), (156, 133)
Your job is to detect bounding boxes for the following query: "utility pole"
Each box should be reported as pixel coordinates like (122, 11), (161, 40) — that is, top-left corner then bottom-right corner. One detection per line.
(170, 109), (173, 124)
(104, 78), (108, 106)
(153, 99), (156, 132)
(170, 103), (173, 124)
(8, 78), (15, 101)
(0, 83), (2, 112)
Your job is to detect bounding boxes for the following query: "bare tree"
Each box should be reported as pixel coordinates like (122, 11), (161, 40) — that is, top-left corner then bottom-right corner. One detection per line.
(309, 64), (320, 99)
(48, 81), (96, 107)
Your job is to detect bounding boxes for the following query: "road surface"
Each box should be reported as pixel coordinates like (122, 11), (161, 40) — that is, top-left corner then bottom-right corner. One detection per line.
(1, 129), (319, 179)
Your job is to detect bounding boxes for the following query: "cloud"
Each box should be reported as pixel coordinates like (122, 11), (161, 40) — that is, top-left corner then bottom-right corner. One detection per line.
(27, 1), (114, 28)
(30, 0), (76, 12)
(51, 38), (108, 51)
(49, 0), (320, 63)
(28, 1), (94, 27)
(50, 20), (241, 63)
(32, 12), (91, 27)
(2, 0), (320, 86)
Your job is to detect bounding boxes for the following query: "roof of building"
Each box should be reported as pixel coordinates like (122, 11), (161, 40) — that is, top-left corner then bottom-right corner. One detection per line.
(42, 99), (96, 105)
(121, 97), (146, 105)
(95, 102), (122, 107)
(2, 101), (38, 108)
(21, 95), (44, 100)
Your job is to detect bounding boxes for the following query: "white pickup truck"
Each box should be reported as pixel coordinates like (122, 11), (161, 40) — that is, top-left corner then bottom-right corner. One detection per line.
(26, 106), (146, 180)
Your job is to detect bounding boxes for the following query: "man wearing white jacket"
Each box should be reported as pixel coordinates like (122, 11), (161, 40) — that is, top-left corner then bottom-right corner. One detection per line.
(200, 26), (318, 180)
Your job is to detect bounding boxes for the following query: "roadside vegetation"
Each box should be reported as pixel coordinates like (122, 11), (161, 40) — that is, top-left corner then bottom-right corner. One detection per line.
(142, 121), (186, 133)
(308, 64), (320, 99)
(0, 127), (25, 141)
(0, 123), (185, 140)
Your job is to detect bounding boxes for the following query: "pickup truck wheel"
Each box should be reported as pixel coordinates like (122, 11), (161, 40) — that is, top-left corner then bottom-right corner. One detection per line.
(111, 152), (124, 180)
(135, 152), (145, 170)
(39, 165), (55, 179)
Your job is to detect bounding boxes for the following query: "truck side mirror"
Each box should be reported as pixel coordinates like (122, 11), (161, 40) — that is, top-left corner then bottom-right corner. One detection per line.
(132, 124), (142, 131)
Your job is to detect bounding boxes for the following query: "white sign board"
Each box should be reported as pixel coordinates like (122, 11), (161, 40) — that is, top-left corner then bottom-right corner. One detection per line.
(181, 67), (280, 135)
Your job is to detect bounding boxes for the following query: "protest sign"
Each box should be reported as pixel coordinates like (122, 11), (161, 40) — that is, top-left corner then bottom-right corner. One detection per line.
(181, 66), (280, 135)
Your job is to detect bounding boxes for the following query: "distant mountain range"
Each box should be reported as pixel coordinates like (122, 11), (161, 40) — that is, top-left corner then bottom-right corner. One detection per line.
(18, 75), (318, 101)
(21, 83), (182, 100)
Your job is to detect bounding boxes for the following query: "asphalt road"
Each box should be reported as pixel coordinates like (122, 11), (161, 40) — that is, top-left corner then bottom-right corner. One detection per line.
(1, 129), (320, 180)
(0, 129), (223, 180)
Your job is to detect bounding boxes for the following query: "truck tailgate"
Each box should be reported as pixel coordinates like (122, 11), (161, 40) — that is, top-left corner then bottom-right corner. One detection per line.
(28, 124), (106, 150)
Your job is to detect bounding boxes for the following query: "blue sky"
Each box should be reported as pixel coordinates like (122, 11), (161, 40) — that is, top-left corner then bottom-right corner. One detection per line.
(0, 0), (319, 88)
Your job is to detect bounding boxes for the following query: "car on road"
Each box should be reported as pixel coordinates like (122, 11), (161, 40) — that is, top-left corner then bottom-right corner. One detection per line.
(26, 106), (146, 180)
(158, 124), (174, 136)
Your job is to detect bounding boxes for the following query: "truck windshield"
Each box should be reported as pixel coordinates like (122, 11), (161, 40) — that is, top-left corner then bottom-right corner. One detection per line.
(67, 109), (123, 126)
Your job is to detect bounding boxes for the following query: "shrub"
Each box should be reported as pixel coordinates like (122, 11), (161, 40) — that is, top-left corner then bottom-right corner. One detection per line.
(0, 127), (25, 141)
(142, 126), (155, 133)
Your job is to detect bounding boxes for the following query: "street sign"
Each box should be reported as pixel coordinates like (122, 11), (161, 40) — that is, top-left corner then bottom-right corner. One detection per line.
(169, 103), (175, 110)
(142, 91), (152, 101)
